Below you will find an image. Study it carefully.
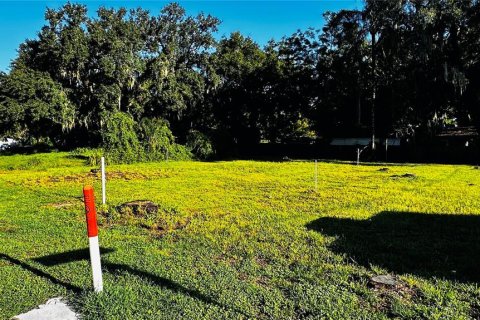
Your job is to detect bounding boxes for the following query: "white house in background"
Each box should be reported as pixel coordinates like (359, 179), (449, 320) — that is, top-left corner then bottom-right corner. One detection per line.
(330, 138), (401, 146)
(0, 138), (18, 150)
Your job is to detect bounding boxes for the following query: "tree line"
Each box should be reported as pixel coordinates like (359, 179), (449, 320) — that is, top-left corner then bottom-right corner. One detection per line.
(0, 1), (479, 160)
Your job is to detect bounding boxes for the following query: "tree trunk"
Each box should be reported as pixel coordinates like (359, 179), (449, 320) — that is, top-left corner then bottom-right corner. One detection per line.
(371, 29), (377, 151)
(118, 91), (122, 111)
(357, 68), (362, 125)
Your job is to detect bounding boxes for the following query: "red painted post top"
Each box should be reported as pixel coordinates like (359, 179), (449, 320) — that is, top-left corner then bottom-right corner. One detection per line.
(83, 185), (98, 237)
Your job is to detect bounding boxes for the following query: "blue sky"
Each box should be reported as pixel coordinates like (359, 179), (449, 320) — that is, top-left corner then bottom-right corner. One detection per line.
(0, 1), (361, 72)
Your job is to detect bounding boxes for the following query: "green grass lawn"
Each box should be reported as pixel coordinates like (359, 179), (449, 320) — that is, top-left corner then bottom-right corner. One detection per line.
(1, 152), (480, 319)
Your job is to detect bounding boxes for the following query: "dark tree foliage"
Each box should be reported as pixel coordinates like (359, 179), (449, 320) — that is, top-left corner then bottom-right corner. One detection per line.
(1, 1), (479, 157)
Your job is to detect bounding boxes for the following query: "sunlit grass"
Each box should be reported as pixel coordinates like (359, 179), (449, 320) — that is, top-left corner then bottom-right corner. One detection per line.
(1, 152), (480, 319)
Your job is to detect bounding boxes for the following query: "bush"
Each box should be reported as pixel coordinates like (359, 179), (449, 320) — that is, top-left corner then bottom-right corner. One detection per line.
(70, 147), (104, 166)
(73, 113), (193, 164)
(138, 118), (192, 161)
(138, 118), (174, 161)
(102, 112), (144, 164)
(186, 130), (215, 159)
(168, 143), (193, 160)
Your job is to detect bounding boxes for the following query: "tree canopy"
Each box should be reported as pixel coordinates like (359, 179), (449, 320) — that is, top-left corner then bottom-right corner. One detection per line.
(1, 1), (479, 158)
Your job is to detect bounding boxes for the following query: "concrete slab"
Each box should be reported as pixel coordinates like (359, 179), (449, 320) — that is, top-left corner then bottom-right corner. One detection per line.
(12, 297), (78, 320)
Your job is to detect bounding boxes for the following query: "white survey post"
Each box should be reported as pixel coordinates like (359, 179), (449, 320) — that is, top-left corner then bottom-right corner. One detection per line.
(83, 185), (103, 292)
(101, 157), (106, 205)
(88, 235), (103, 292)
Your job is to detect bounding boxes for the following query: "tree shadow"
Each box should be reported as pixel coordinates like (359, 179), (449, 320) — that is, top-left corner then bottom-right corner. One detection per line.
(102, 262), (246, 314)
(0, 253), (83, 293)
(33, 248), (115, 266)
(306, 211), (480, 282)
(32, 249), (248, 316)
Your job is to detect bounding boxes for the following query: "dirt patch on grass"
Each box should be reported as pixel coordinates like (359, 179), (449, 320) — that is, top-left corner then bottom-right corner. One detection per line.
(255, 257), (269, 268)
(138, 217), (191, 238)
(390, 173), (417, 179)
(238, 272), (249, 281)
(118, 200), (159, 215)
(100, 201), (191, 238)
(50, 171), (149, 183)
(254, 275), (270, 287)
(215, 253), (238, 266)
(44, 201), (77, 209)
(0, 225), (17, 233)
(35, 170), (175, 185)
(369, 275), (418, 315)
(0, 220), (17, 233)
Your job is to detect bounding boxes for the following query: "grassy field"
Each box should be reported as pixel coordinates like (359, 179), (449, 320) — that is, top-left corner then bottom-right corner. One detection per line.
(1, 152), (480, 319)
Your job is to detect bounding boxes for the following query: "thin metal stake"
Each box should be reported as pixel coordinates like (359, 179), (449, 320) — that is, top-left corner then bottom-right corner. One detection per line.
(385, 138), (388, 162)
(101, 157), (106, 205)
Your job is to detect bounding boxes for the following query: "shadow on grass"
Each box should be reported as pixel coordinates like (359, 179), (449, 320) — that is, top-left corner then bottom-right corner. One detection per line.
(102, 262), (243, 313)
(0, 253), (82, 293)
(306, 211), (480, 282)
(33, 248), (115, 266)
(30, 249), (247, 316)
(0, 248), (116, 293)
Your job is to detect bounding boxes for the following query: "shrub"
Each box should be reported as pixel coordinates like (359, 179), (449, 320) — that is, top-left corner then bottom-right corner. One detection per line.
(102, 112), (144, 164)
(138, 118), (174, 161)
(70, 148), (104, 166)
(138, 118), (192, 161)
(168, 143), (193, 160)
(78, 113), (193, 165)
(186, 130), (215, 159)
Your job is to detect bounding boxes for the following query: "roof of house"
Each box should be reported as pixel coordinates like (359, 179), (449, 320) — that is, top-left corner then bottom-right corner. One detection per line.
(436, 126), (479, 138)
(330, 138), (401, 146)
